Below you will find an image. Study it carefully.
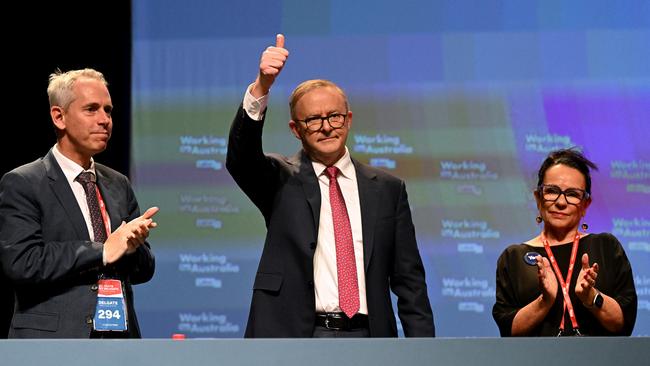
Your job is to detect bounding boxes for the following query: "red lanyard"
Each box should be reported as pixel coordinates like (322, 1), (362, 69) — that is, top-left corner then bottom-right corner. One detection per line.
(95, 185), (112, 237)
(541, 232), (581, 332)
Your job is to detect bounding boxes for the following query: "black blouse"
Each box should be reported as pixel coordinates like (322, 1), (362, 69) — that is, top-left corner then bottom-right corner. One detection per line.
(493, 233), (637, 336)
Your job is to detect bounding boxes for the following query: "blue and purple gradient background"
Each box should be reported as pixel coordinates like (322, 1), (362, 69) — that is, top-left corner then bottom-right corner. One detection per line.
(131, 0), (649, 337)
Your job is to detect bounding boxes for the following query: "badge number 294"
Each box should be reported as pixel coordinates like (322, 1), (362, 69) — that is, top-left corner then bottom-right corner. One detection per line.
(93, 279), (128, 331)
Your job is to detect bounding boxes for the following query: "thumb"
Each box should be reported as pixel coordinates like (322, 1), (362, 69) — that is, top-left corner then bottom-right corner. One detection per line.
(141, 206), (160, 220)
(581, 253), (590, 270)
(276, 33), (285, 48)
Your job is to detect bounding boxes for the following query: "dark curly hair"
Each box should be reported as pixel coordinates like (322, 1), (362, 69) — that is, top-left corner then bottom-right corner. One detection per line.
(536, 148), (599, 194)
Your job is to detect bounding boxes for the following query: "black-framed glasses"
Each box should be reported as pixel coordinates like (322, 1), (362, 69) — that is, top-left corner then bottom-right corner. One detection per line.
(537, 184), (590, 205)
(295, 113), (347, 132)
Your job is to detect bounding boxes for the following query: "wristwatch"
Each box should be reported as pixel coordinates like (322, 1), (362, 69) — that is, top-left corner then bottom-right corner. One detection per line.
(585, 290), (604, 309)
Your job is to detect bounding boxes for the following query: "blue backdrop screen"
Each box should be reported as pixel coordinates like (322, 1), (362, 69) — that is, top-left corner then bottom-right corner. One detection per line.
(131, 0), (650, 337)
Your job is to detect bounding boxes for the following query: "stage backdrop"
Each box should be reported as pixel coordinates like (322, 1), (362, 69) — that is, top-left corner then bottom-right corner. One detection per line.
(131, 0), (649, 337)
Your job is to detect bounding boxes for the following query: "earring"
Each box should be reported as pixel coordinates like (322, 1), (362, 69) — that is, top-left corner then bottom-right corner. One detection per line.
(581, 222), (589, 231)
(535, 216), (542, 224)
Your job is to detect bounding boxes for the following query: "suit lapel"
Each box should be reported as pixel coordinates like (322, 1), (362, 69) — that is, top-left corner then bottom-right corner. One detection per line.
(290, 151), (378, 267)
(291, 150), (321, 240)
(43, 151), (90, 240)
(353, 159), (378, 270)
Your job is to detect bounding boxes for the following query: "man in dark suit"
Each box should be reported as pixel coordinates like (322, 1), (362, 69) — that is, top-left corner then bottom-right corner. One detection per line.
(226, 35), (434, 337)
(0, 68), (158, 338)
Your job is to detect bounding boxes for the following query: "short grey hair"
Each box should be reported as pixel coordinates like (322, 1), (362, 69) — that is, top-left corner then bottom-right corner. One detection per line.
(289, 79), (349, 120)
(47, 68), (107, 110)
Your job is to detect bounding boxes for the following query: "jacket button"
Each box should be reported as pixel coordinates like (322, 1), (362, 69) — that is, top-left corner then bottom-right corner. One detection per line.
(86, 316), (93, 324)
(91, 284), (99, 291)
(307, 281), (314, 288)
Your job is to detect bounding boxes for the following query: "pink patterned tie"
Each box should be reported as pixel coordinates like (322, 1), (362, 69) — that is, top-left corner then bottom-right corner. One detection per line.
(76, 172), (108, 243)
(325, 166), (359, 318)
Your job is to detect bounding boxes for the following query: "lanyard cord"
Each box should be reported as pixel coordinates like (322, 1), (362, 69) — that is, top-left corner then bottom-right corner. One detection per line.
(541, 231), (582, 333)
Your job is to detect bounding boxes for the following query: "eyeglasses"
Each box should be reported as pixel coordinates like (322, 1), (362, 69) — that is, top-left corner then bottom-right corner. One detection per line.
(295, 113), (347, 132)
(537, 184), (590, 205)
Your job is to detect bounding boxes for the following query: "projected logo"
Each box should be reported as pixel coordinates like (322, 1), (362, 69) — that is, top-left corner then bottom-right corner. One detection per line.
(369, 157), (396, 170)
(610, 160), (650, 194)
(178, 253), (240, 290)
(457, 242), (484, 254)
(179, 135), (228, 172)
(523, 133), (576, 154)
(195, 159), (222, 171)
(353, 133), (413, 153)
(458, 302), (485, 313)
(441, 277), (494, 313)
(441, 219), (500, 240)
(612, 217), (650, 243)
(177, 312), (240, 335)
(439, 160), (498, 181)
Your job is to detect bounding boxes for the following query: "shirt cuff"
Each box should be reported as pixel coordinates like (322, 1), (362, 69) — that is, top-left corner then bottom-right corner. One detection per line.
(101, 244), (107, 266)
(243, 83), (268, 121)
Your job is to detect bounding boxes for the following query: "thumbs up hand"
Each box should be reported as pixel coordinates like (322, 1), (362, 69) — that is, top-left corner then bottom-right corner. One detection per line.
(252, 34), (289, 98)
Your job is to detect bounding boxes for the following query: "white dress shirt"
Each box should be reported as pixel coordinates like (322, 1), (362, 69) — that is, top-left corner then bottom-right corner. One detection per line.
(311, 150), (367, 315)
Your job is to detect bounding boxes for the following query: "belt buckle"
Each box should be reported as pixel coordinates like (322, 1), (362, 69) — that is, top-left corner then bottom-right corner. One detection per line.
(323, 314), (343, 330)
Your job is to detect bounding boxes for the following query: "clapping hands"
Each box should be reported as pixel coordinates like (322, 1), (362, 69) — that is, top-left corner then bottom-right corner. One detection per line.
(103, 207), (159, 264)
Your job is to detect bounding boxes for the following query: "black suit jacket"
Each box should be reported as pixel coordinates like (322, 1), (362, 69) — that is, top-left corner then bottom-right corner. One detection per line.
(226, 105), (434, 337)
(0, 150), (155, 338)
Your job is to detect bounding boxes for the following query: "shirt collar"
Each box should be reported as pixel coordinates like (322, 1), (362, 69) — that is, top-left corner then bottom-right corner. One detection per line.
(312, 147), (354, 179)
(52, 144), (97, 184)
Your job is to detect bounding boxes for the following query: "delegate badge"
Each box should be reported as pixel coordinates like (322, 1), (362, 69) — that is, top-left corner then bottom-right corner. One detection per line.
(523, 252), (540, 266)
(93, 279), (128, 332)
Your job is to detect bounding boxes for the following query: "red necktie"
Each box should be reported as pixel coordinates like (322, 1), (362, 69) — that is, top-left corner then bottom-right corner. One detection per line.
(76, 171), (108, 243)
(325, 166), (359, 318)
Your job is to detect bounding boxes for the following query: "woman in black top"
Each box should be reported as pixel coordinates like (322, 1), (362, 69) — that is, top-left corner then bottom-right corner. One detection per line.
(493, 149), (637, 336)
